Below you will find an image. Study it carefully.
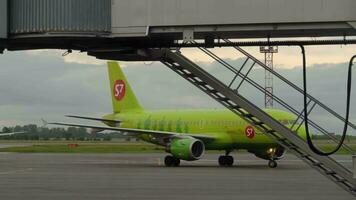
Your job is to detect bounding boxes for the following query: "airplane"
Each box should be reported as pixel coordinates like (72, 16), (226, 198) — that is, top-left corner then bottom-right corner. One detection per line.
(48, 61), (307, 168)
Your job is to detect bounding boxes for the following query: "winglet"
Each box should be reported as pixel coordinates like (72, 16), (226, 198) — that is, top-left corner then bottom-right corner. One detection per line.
(41, 119), (49, 127)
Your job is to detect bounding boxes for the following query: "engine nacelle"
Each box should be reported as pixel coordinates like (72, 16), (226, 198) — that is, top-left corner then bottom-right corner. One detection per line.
(167, 137), (205, 161)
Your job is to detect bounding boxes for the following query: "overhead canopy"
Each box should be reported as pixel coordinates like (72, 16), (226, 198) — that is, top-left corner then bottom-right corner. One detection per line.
(0, 0), (356, 52)
(112, 0), (356, 39)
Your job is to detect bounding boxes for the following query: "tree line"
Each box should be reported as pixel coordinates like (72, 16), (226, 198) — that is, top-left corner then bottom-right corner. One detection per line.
(0, 124), (125, 141)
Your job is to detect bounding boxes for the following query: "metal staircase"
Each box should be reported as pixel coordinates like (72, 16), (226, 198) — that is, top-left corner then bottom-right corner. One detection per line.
(197, 40), (356, 154)
(144, 48), (356, 196)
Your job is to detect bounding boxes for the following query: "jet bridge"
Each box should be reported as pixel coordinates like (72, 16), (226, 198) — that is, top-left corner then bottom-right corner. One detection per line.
(0, 0), (356, 52)
(0, 0), (356, 196)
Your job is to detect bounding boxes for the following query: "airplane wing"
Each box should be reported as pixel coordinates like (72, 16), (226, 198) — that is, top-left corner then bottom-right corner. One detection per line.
(65, 115), (122, 124)
(0, 132), (25, 136)
(46, 121), (215, 142)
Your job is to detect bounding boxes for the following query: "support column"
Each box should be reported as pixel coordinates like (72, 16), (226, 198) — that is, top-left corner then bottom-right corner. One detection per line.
(260, 46), (278, 108)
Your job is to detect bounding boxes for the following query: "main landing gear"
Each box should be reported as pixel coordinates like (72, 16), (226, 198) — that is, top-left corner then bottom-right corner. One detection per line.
(164, 155), (180, 167)
(218, 151), (234, 167)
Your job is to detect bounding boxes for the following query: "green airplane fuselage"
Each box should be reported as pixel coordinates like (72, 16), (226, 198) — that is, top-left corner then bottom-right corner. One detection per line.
(101, 62), (307, 158)
(104, 108), (307, 151)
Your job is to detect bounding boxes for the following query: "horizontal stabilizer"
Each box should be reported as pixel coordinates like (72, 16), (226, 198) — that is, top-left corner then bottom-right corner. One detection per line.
(0, 132), (25, 136)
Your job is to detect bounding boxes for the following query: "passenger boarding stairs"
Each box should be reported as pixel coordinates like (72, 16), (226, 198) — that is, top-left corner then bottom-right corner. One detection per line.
(144, 44), (356, 195)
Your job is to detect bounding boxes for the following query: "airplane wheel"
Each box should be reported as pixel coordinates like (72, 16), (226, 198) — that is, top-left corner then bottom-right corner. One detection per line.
(218, 156), (225, 166)
(226, 156), (234, 166)
(165, 155), (180, 167)
(173, 157), (181, 167)
(268, 160), (278, 168)
(219, 156), (234, 167)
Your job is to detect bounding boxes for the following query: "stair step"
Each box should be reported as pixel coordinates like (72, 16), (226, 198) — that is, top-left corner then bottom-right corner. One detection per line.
(173, 67), (184, 71)
(287, 145), (298, 150)
(208, 89), (218, 93)
(230, 105), (241, 109)
(186, 73), (196, 78)
(301, 154), (310, 158)
(254, 121), (264, 126)
(277, 138), (287, 142)
(243, 114), (254, 118)
(219, 97), (230, 101)
(197, 81), (207, 86)
(326, 171), (336, 175)
(337, 178), (347, 183)
(313, 162), (322, 167)
(266, 130), (276, 134)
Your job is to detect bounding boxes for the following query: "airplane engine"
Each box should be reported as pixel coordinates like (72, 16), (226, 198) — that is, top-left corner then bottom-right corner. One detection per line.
(167, 137), (205, 161)
(252, 147), (286, 160)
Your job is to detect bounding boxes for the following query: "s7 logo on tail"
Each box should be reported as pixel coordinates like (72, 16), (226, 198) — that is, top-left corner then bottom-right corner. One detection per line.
(114, 80), (126, 101)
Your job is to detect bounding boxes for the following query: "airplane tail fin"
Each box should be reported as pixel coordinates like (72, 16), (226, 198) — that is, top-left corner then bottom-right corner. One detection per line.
(107, 61), (143, 113)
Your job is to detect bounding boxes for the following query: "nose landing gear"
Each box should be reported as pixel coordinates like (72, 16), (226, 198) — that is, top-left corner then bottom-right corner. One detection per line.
(268, 160), (278, 168)
(267, 147), (279, 168)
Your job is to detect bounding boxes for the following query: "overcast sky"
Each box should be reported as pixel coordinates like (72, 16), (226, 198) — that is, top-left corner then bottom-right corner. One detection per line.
(0, 45), (355, 135)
